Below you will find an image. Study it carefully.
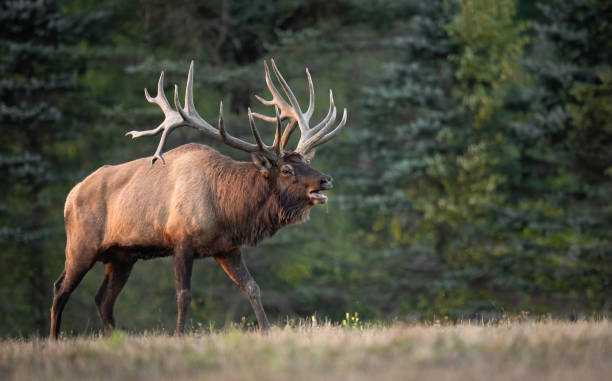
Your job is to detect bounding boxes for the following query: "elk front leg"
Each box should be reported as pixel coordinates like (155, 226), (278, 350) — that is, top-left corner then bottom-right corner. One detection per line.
(215, 249), (271, 333)
(173, 245), (194, 335)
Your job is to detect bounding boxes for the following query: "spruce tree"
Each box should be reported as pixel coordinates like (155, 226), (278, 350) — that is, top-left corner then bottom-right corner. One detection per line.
(512, 0), (612, 313)
(345, 1), (475, 316)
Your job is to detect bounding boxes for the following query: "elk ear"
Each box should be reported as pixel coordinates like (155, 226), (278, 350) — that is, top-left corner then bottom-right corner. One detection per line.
(302, 149), (316, 164)
(251, 152), (273, 178)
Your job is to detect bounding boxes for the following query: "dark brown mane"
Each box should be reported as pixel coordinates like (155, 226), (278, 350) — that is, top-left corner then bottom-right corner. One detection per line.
(205, 150), (311, 247)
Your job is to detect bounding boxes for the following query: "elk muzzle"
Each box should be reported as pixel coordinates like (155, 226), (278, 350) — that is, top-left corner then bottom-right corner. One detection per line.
(309, 175), (332, 204)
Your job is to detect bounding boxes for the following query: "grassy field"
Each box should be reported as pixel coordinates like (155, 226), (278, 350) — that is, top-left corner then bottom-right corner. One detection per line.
(1, 320), (611, 380)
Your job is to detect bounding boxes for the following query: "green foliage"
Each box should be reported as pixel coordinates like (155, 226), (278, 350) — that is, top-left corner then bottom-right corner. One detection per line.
(568, 71), (612, 134)
(567, 70), (612, 174)
(514, 0), (612, 312)
(349, 0), (611, 320)
(447, 0), (529, 126)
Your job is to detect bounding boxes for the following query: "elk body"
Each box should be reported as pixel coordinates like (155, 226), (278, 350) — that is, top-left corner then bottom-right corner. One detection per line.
(50, 60), (347, 338)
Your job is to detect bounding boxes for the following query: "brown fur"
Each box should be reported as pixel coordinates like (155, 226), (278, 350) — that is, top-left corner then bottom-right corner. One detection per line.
(50, 143), (332, 338)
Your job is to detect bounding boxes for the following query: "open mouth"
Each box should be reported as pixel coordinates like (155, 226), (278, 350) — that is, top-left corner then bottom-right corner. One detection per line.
(308, 190), (328, 204)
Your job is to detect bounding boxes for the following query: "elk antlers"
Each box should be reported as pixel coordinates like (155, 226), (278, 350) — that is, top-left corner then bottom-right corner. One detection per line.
(252, 59), (348, 156)
(127, 60), (347, 164)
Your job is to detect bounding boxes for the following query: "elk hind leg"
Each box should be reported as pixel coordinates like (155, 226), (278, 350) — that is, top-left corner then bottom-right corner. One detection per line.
(50, 256), (95, 339)
(94, 258), (135, 335)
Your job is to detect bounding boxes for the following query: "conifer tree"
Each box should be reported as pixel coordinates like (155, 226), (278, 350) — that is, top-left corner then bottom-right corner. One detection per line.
(512, 0), (612, 312)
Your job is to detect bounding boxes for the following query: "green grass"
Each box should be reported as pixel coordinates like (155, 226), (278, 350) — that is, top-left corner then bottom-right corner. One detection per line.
(1, 320), (611, 380)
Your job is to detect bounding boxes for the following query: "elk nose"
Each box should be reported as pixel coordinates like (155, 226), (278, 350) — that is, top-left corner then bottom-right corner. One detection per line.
(320, 175), (333, 189)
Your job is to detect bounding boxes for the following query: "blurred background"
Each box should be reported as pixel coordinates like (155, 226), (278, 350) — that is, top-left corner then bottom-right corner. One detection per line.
(1, 0), (611, 337)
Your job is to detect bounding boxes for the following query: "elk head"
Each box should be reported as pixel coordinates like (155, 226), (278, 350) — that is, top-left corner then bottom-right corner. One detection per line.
(126, 59), (347, 208)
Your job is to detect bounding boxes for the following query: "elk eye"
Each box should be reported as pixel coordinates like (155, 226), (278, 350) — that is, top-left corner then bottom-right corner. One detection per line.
(281, 164), (294, 176)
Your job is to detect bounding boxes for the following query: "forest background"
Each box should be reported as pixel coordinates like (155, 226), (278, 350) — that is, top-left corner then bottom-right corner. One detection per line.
(1, 0), (610, 337)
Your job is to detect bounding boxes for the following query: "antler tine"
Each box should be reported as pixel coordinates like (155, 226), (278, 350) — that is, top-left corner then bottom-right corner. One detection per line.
(304, 68), (315, 120)
(247, 108), (266, 151)
(146, 71), (172, 112)
(250, 109), (276, 124)
(299, 108), (348, 153)
(310, 89), (336, 134)
(217, 101), (232, 146)
(174, 85), (215, 137)
(273, 106), (282, 155)
(214, 101), (265, 153)
(313, 108), (348, 147)
(184, 61), (197, 114)
(269, 59), (309, 132)
(280, 120), (297, 152)
(151, 124), (171, 164)
(260, 61), (292, 117)
(175, 61), (218, 136)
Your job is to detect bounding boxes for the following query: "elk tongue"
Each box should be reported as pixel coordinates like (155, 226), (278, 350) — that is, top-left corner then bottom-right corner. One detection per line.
(309, 191), (328, 204)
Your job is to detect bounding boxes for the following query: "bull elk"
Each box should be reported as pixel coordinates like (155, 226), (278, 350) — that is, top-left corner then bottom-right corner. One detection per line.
(49, 59), (347, 338)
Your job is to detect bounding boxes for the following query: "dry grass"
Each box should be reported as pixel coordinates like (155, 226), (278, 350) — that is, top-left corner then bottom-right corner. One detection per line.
(1, 320), (611, 381)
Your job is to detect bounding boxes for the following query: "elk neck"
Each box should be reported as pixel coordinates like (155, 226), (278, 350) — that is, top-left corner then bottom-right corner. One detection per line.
(208, 158), (309, 247)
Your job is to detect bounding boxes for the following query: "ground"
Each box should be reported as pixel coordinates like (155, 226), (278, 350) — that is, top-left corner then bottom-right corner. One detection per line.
(1, 320), (611, 380)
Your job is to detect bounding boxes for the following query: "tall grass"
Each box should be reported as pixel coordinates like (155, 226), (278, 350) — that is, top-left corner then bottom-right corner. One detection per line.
(1, 320), (611, 380)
